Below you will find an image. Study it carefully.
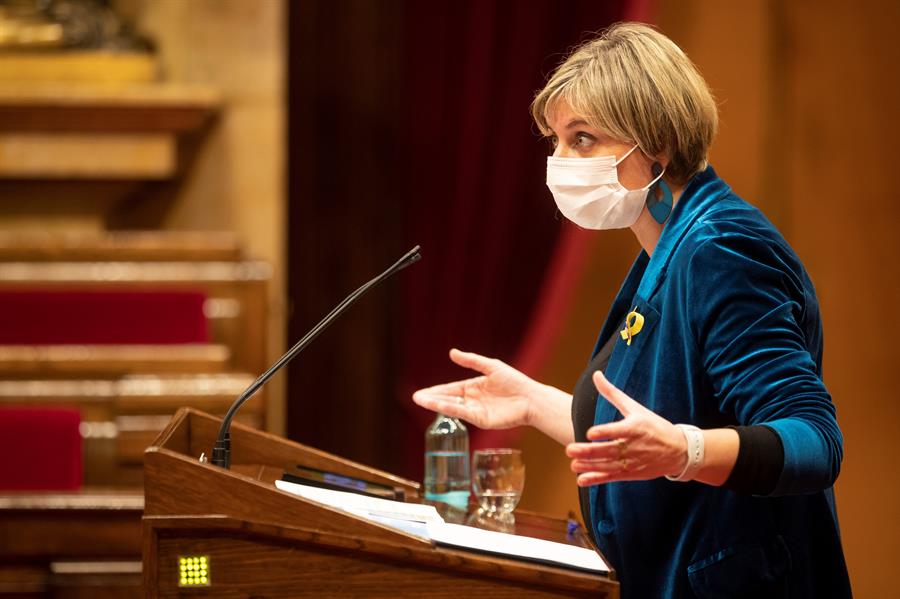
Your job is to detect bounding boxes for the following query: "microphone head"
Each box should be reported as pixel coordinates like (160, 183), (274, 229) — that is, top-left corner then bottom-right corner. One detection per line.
(396, 245), (422, 271)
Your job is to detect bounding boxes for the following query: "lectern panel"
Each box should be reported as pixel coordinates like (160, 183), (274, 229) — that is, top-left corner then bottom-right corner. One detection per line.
(154, 532), (594, 598)
(142, 409), (618, 598)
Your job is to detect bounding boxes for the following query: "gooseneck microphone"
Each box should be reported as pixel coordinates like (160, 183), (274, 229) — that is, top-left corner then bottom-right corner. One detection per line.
(210, 245), (422, 469)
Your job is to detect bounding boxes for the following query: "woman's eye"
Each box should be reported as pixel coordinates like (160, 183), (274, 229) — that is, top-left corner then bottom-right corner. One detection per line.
(574, 133), (594, 148)
(548, 135), (559, 150)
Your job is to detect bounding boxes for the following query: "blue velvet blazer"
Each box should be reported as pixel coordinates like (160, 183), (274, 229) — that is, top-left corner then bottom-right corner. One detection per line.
(588, 167), (851, 598)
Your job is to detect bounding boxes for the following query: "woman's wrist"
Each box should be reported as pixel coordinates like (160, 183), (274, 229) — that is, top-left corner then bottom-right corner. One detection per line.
(665, 424), (703, 481)
(527, 382), (575, 445)
(521, 379), (541, 428)
(692, 428), (740, 486)
(663, 427), (740, 485)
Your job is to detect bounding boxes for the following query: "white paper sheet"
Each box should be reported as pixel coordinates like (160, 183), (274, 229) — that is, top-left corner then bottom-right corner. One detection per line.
(275, 478), (608, 574)
(345, 509), (432, 540)
(274, 478), (443, 524)
(426, 521), (610, 574)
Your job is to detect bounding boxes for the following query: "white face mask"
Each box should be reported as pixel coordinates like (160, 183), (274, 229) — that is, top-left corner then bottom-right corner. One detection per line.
(546, 145), (664, 230)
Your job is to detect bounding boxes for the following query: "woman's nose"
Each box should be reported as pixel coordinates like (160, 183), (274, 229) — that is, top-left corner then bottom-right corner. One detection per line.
(552, 144), (571, 158)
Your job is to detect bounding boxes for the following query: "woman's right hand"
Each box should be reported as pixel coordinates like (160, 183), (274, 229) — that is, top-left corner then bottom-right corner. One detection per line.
(411, 348), (541, 430)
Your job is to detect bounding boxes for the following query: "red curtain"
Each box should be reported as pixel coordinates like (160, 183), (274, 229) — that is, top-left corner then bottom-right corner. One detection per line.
(515, 0), (655, 376)
(287, 0), (652, 481)
(394, 0), (638, 477)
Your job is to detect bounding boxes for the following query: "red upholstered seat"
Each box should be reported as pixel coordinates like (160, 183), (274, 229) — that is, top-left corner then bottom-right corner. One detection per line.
(0, 407), (82, 491)
(0, 290), (208, 345)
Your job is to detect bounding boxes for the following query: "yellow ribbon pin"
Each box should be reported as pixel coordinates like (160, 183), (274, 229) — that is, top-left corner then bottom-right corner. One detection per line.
(619, 309), (644, 346)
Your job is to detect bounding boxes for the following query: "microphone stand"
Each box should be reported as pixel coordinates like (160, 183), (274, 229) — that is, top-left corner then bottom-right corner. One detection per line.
(210, 245), (422, 469)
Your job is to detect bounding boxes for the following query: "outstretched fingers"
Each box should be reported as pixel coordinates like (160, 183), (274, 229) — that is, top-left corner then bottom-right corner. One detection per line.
(411, 392), (474, 422)
(570, 456), (620, 471)
(413, 377), (475, 398)
(592, 370), (642, 417)
(583, 420), (632, 443)
(449, 348), (501, 375)
(571, 458), (644, 474)
(566, 438), (628, 459)
(576, 471), (639, 486)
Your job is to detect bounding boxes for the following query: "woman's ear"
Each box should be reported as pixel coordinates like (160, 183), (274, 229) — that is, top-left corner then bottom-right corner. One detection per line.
(652, 151), (670, 168)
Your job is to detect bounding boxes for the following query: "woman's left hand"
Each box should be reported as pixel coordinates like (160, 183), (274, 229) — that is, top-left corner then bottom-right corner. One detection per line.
(566, 370), (688, 486)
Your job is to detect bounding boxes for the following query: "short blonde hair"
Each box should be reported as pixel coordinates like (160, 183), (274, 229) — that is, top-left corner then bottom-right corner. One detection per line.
(531, 23), (718, 185)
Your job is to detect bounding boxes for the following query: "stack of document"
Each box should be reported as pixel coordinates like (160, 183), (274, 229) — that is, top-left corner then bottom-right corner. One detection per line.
(275, 479), (609, 574)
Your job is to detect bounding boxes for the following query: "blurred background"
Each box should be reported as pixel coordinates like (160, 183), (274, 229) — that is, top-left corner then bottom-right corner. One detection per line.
(0, 0), (896, 596)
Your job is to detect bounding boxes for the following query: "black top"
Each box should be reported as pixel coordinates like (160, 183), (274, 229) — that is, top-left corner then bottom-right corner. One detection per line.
(571, 331), (618, 546)
(571, 332), (619, 443)
(723, 425), (784, 495)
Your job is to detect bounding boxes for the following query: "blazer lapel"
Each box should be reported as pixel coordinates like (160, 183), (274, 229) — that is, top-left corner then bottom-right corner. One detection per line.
(591, 251), (649, 358)
(636, 167), (731, 302)
(589, 167), (730, 407)
(596, 298), (661, 416)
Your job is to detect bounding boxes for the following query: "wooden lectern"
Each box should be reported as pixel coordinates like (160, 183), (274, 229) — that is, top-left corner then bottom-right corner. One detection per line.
(143, 408), (619, 598)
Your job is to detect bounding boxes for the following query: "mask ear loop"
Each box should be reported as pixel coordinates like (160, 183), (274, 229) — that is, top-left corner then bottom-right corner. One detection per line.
(613, 144), (640, 166)
(646, 161), (673, 224)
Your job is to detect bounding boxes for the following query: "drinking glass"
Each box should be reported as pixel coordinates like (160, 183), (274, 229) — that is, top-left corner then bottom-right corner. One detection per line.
(472, 449), (525, 525)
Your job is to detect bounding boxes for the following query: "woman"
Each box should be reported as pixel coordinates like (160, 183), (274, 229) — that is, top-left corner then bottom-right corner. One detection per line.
(412, 23), (851, 598)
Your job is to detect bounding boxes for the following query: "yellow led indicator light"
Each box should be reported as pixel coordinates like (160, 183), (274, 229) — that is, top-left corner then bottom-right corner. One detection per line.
(177, 555), (210, 587)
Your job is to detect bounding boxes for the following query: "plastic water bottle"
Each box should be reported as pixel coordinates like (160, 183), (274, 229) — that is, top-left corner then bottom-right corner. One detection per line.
(424, 414), (470, 510)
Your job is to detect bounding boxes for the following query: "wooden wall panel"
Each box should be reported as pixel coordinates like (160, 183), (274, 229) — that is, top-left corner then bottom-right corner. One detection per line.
(777, 3), (900, 596)
(115, 0), (287, 435)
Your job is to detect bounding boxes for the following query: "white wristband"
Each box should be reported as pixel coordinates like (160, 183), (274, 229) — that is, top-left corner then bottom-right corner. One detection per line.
(665, 424), (705, 482)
